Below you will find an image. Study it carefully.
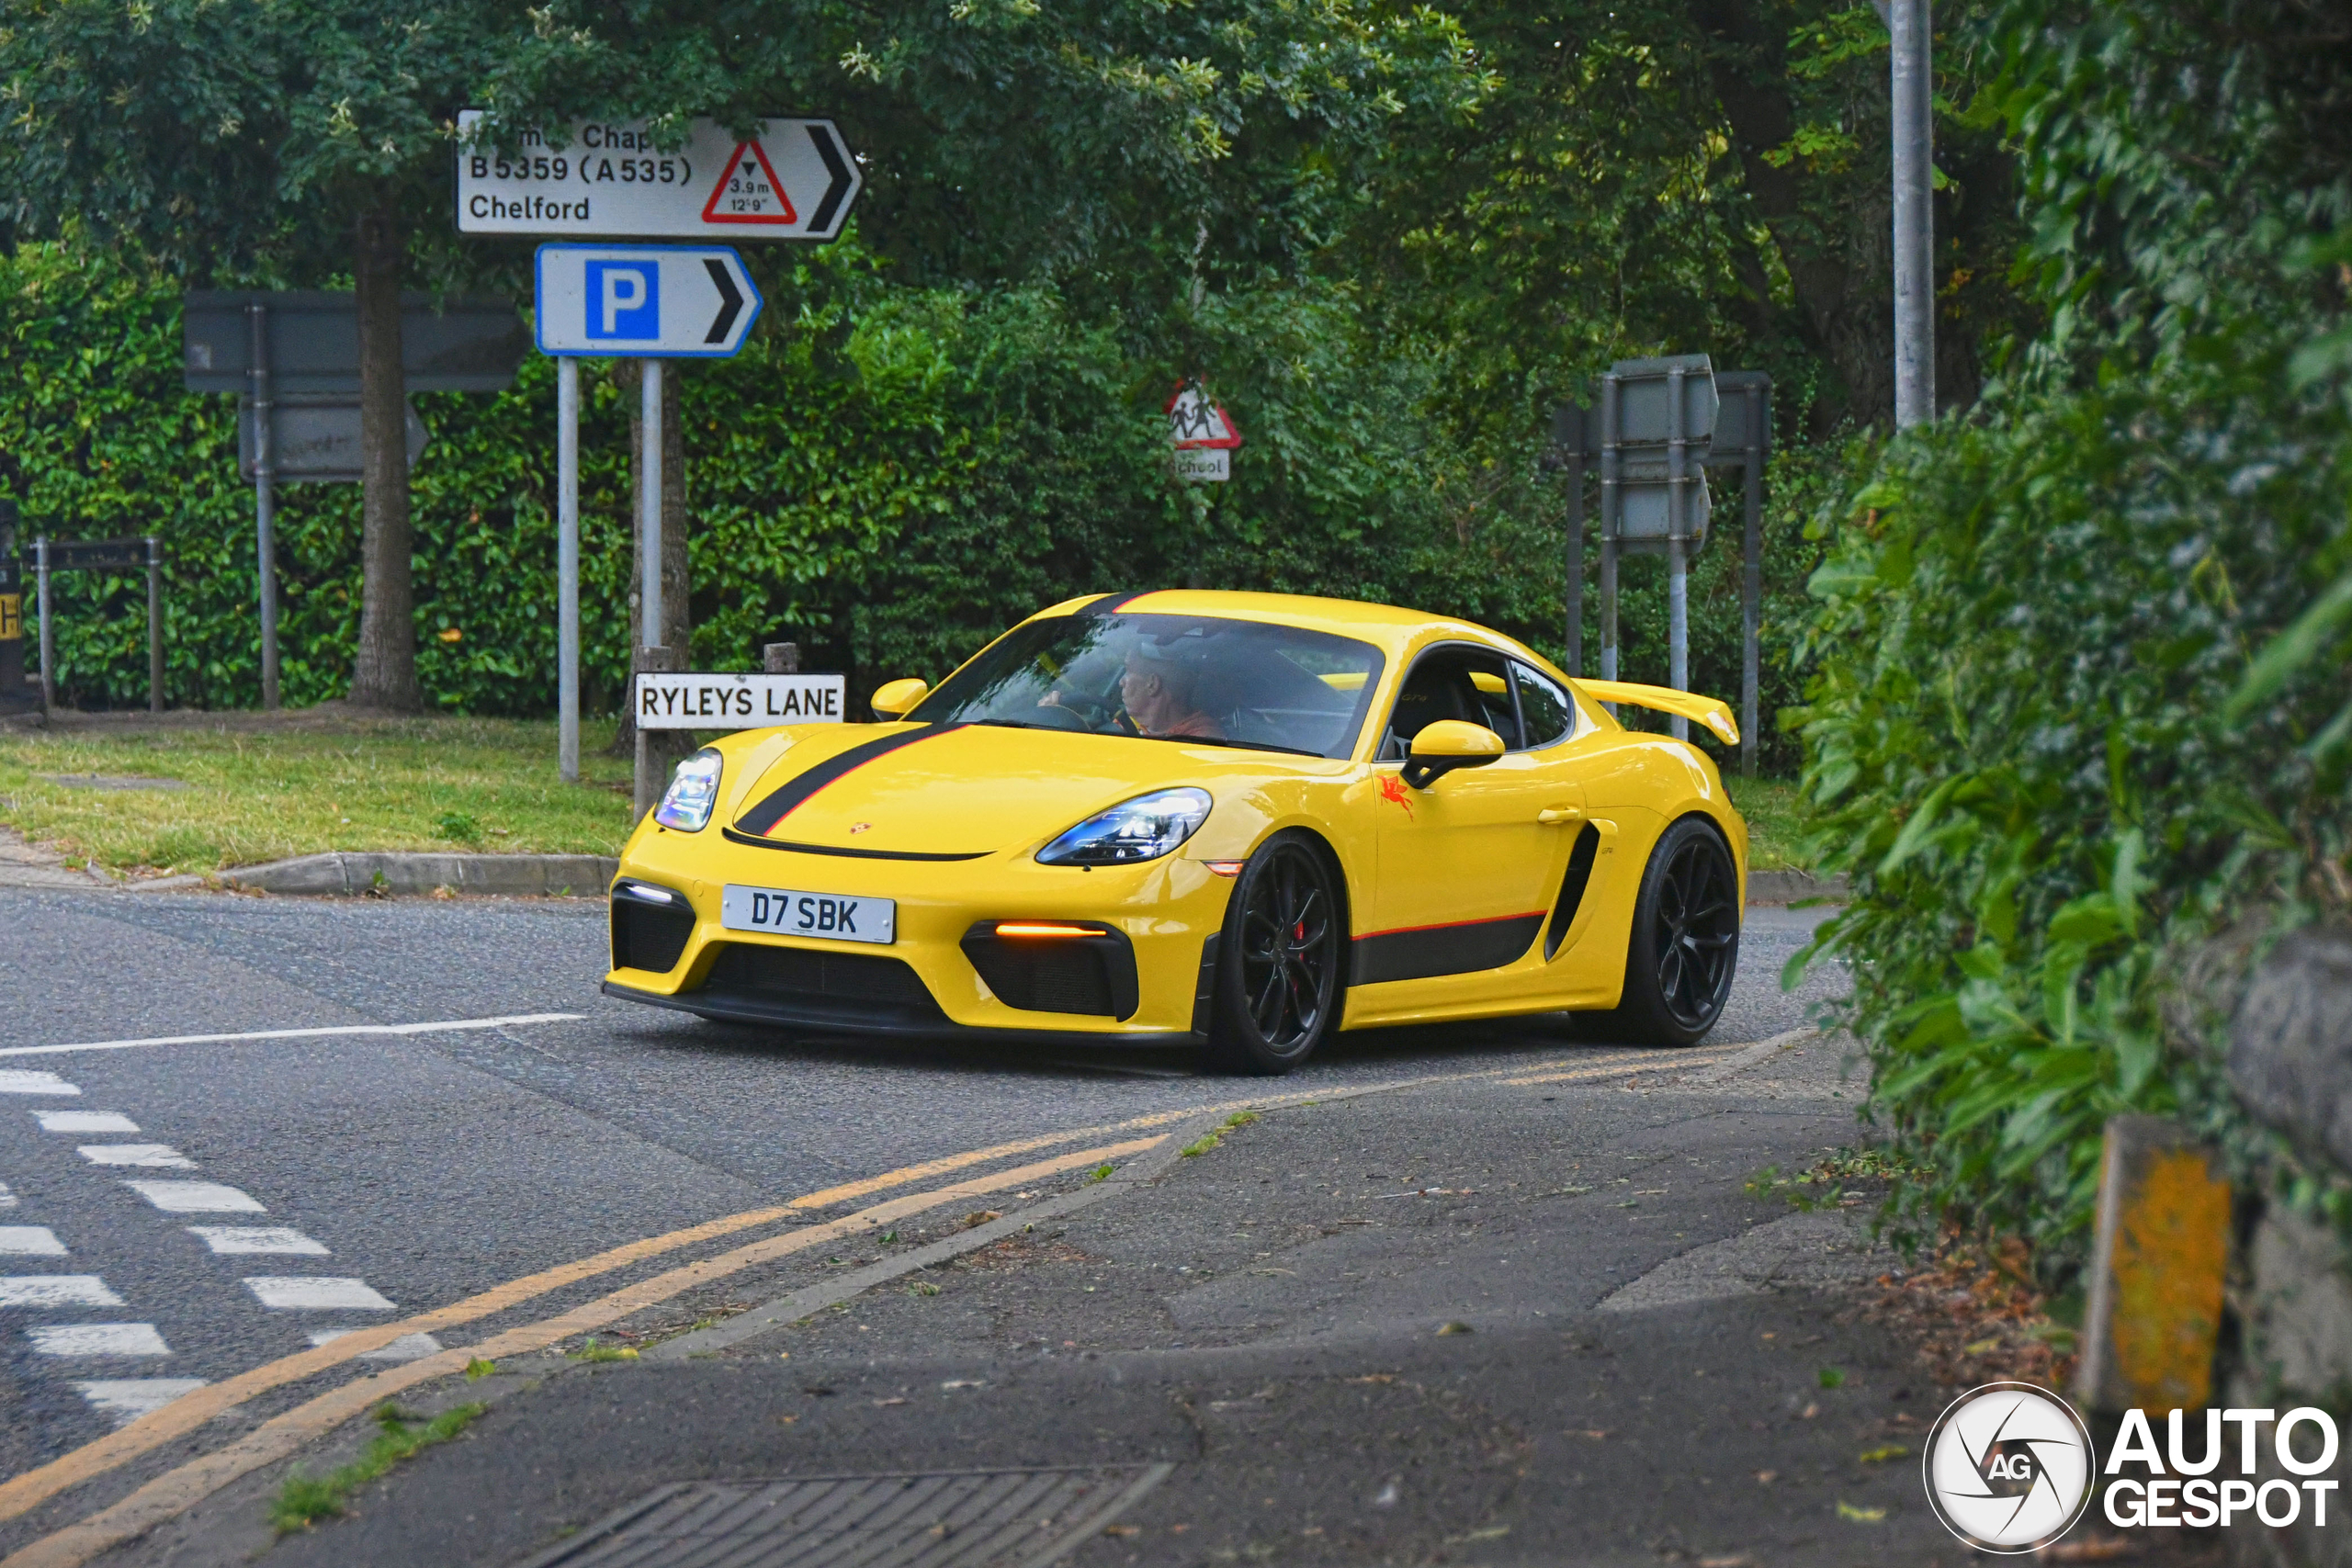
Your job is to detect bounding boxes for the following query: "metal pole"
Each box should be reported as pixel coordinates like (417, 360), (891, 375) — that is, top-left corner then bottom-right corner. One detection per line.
(35, 536), (51, 713)
(147, 536), (163, 715)
(1740, 384), (1769, 778)
(1599, 373), (1621, 689)
(634, 360), (664, 817)
(639, 360), (663, 650)
(1566, 444), (1585, 678)
(247, 303), (280, 708)
(558, 357), (581, 784)
(1892, 0), (1935, 429)
(1666, 365), (1690, 741)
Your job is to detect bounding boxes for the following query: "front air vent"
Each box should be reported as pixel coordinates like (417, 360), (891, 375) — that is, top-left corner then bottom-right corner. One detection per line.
(612, 886), (695, 974)
(960, 924), (1139, 1020)
(703, 942), (940, 1012)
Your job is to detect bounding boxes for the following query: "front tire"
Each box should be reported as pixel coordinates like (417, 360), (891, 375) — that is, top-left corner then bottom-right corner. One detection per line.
(1599, 816), (1740, 1045)
(1204, 832), (1343, 1075)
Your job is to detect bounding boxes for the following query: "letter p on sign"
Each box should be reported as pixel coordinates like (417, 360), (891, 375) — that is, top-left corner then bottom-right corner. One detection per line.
(586, 261), (658, 341)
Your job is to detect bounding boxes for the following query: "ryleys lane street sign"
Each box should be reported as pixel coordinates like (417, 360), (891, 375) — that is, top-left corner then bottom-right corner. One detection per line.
(458, 113), (861, 242)
(535, 245), (763, 358)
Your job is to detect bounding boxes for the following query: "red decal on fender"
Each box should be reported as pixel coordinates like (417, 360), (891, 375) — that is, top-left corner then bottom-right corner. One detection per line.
(1378, 773), (1415, 819)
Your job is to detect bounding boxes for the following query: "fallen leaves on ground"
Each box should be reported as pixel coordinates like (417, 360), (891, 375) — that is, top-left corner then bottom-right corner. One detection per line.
(1860, 1228), (2077, 1389)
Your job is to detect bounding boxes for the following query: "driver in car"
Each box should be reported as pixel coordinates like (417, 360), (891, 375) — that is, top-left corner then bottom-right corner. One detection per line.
(1120, 646), (1226, 739)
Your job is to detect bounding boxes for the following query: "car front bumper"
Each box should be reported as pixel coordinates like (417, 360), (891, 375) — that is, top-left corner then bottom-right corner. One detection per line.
(601, 819), (1237, 1039)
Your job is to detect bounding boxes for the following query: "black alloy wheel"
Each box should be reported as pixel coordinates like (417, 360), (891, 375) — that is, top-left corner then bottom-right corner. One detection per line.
(1600, 817), (1740, 1045)
(1205, 831), (1343, 1075)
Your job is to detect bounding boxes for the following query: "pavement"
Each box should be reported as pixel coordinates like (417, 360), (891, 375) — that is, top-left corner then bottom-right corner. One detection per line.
(0, 883), (2101, 1567)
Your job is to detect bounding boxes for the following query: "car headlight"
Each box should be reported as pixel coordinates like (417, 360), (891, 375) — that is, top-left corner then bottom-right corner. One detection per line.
(654, 748), (724, 831)
(1036, 786), (1213, 866)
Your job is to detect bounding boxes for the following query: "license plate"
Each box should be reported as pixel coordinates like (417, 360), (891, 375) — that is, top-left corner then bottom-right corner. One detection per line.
(720, 885), (896, 945)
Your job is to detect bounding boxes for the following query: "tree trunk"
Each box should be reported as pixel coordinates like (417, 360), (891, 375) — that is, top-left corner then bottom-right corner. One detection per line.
(607, 360), (693, 757)
(349, 200), (421, 711)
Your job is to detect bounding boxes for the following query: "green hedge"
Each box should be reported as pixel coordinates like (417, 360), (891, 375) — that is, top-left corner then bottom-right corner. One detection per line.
(1788, 345), (2352, 1265)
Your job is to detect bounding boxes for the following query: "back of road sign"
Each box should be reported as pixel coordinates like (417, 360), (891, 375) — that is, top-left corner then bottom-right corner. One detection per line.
(182, 292), (526, 395)
(458, 114), (861, 242)
(536, 246), (763, 358)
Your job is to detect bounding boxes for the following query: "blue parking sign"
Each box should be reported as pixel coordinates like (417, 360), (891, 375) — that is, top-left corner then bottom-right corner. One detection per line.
(584, 261), (659, 342)
(535, 246), (762, 358)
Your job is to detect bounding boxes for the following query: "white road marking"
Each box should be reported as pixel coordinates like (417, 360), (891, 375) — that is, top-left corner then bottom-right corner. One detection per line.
(0, 1012), (587, 1059)
(309, 1327), (444, 1362)
(124, 1181), (265, 1213)
(0, 1182), (17, 1211)
(74, 1380), (209, 1425)
(0, 1228), (68, 1257)
(77, 1145), (197, 1169)
(187, 1226), (327, 1256)
(0, 1277), (122, 1307)
(243, 1277), (394, 1311)
(29, 1323), (170, 1356)
(0, 1071), (79, 1095)
(33, 1111), (138, 1134)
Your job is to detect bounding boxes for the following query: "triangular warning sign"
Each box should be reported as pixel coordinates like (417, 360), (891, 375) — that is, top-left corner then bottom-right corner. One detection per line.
(1165, 381), (1241, 449)
(702, 140), (798, 225)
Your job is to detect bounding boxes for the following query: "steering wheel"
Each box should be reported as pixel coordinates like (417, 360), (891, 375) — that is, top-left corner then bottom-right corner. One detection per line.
(1025, 701), (1089, 731)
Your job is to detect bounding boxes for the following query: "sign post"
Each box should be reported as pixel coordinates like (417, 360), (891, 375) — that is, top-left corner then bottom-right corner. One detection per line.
(557, 358), (582, 784)
(1552, 359), (1765, 755)
(535, 243), (765, 807)
(247, 304), (278, 708)
(476, 111), (861, 811)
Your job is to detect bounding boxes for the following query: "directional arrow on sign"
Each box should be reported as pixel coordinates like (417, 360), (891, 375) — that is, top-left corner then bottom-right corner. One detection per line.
(533, 244), (765, 358)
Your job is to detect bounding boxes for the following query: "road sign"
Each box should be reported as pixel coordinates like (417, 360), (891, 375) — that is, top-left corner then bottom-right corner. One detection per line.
(237, 396), (428, 484)
(182, 293), (526, 394)
(1167, 382), (1241, 449)
(534, 245), (763, 357)
(1172, 449), (1230, 482)
(457, 114), (861, 242)
(633, 671), (846, 729)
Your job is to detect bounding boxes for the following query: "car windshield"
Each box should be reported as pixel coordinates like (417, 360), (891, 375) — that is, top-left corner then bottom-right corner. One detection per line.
(905, 613), (1386, 760)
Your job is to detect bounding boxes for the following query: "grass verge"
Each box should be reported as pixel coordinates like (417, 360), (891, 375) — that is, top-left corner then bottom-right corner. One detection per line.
(1724, 775), (1815, 872)
(0, 716), (636, 874)
(270, 1402), (487, 1532)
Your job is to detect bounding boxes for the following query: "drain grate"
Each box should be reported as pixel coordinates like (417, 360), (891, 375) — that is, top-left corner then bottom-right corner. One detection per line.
(516, 1464), (1175, 1568)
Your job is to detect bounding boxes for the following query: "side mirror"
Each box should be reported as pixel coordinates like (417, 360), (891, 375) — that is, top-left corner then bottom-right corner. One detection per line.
(870, 677), (929, 719)
(1402, 720), (1506, 789)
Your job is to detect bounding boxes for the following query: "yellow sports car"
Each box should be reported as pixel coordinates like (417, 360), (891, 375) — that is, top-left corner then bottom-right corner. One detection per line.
(605, 591), (1746, 1073)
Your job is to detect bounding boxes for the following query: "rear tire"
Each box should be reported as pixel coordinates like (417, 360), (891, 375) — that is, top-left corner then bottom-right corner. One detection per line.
(1592, 816), (1740, 1046)
(1204, 832), (1343, 1075)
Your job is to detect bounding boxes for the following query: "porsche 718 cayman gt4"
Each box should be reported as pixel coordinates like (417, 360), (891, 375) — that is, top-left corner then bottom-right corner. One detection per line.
(604, 590), (1747, 1073)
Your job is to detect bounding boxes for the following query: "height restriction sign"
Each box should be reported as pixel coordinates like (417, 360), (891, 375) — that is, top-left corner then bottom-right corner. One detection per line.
(456, 113), (861, 241)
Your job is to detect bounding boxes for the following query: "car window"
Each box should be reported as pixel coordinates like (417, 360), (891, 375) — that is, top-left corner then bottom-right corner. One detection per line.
(905, 613), (1386, 760)
(1378, 647), (1521, 759)
(1512, 662), (1577, 750)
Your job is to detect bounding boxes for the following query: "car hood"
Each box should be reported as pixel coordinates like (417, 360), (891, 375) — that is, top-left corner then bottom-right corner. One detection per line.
(724, 722), (1287, 858)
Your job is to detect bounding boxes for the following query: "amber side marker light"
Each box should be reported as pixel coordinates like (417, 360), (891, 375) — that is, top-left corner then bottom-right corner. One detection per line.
(993, 921), (1099, 938)
(1204, 861), (1247, 878)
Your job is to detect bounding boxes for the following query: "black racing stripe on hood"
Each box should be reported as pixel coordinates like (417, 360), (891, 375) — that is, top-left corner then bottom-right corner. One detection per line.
(733, 723), (967, 837)
(1074, 590), (1148, 618)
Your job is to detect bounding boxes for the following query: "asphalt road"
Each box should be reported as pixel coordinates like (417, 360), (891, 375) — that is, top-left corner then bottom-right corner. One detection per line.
(0, 887), (1843, 1560)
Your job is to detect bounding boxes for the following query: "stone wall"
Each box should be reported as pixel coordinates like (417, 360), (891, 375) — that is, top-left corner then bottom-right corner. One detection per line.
(2222, 925), (2352, 1568)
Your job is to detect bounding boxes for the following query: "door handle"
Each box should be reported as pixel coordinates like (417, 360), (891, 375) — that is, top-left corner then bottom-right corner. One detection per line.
(1537, 807), (1583, 826)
